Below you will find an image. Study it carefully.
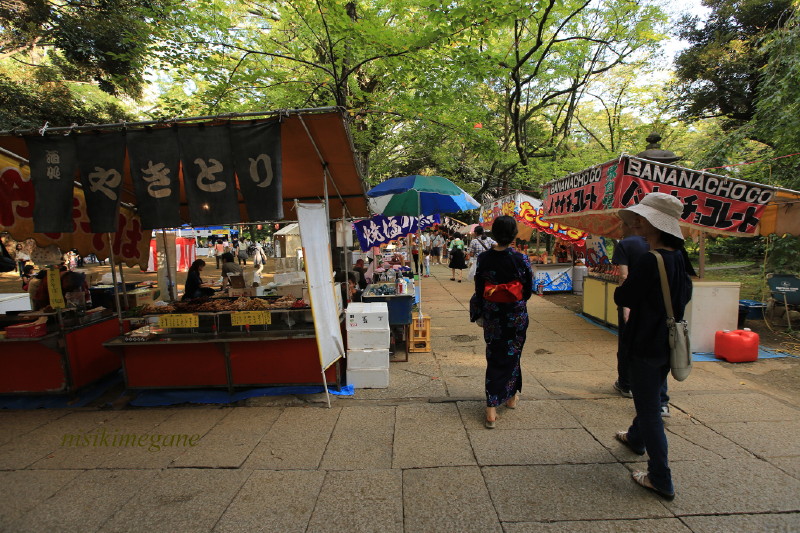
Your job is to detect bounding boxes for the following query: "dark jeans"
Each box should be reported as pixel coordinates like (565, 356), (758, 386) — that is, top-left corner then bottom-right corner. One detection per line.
(17, 260), (26, 276)
(617, 307), (669, 406)
(626, 357), (673, 494)
(412, 253), (419, 274)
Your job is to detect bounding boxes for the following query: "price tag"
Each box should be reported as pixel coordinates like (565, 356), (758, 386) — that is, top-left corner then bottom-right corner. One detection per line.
(159, 314), (199, 328)
(231, 311), (272, 326)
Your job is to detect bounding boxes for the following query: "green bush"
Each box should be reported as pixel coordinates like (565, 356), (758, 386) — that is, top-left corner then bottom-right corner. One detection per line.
(766, 234), (800, 274)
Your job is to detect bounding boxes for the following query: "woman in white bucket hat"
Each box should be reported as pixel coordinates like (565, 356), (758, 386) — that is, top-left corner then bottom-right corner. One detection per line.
(613, 192), (694, 500)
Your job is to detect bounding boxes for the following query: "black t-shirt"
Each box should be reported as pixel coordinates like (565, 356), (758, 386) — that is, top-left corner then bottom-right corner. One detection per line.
(614, 249), (693, 362)
(184, 270), (203, 300)
(612, 235), (649, 269)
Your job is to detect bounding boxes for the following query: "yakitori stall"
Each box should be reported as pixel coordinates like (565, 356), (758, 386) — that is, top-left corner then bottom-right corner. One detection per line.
(542, 153), (800, 350)
(479, 192), (588, 293)
(0, 149), (151, 393)
(0, 108), (369, 402)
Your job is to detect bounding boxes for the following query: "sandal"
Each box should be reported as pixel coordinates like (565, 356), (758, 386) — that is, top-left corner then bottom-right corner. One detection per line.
(505, 394), (519, 409)
(485, 417), (497, 429)
(631, 470), (675, 501)
(615, 431), (645, 455)
(450, 278), (455, 281)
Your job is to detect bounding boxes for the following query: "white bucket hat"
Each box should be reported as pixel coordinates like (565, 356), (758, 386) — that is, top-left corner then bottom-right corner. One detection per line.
(618, 192), (684, 241)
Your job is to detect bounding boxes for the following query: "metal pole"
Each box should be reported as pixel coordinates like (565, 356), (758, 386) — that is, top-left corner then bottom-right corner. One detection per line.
(161, 230), (175, 301)
(106, 234), (123, 332)
(118, 262), (128, 309)
(698, 232), (706, 278)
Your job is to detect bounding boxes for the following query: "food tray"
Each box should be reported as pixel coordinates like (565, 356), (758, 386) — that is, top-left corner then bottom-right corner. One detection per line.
(5, 321), (48, 338)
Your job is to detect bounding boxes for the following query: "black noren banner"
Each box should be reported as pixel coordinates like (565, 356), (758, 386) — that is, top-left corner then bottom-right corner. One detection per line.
(127, 128), (183, 230)
(76, 131), (126, 233)
(230, 121), (283, 221)
(178, 125), (240, 226)
(25, 135), (78, 233)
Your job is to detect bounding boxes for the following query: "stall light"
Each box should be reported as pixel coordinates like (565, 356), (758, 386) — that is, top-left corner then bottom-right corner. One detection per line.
(202, 203), (210, 210)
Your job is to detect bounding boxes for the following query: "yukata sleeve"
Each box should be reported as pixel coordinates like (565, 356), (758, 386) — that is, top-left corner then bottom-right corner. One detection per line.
(470, 254), (487, 322)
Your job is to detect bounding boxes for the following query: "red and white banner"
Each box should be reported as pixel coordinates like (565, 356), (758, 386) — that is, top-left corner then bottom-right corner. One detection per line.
(146, 237), (195, 272)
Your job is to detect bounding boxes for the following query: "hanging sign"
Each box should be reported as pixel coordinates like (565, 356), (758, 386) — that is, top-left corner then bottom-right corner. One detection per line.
(76, 131), (126, 233)
(353, 214), (440, 251)
(159, 314), (199, 328)
(46, 267), (65, 309)
(230, 121), (283, 222)
(481, 192), (587, 242)
(128, 128), (183, 230)
(615, 156), (774, 234)
(178, 125), (240, 226)
(230, 311), (272, 326)
(25, 135), (78, 233)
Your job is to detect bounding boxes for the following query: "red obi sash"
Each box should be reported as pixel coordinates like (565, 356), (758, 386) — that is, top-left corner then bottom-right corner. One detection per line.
(483, 280), (523, 303)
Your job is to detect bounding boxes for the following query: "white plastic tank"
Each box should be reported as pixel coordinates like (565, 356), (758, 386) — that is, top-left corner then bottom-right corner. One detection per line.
(573, 265), (589, 295)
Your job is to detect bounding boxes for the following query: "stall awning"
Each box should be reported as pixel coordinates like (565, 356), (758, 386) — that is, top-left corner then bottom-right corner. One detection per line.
(0, 108), (370, 231)
(542, 155), (800, 239)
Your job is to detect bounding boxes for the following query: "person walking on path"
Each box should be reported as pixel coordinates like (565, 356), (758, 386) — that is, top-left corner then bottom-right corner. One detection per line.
(470, 216), (533, 429)
(448, 233), (467, 282)
(14, 244), (30, 278)
(432, 232), (445, 265)
(468, 226), (496, 268)
(613, 192), (694, 501)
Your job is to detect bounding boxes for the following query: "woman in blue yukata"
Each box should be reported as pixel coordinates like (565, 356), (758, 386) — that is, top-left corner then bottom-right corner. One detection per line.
(470, 215), (533, 429)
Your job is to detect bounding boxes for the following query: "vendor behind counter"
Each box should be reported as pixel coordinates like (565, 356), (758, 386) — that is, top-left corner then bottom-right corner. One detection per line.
(183, 259), (217, 300)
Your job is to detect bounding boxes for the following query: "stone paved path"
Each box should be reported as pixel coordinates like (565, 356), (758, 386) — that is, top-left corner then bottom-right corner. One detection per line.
(1, 263), (798, 532)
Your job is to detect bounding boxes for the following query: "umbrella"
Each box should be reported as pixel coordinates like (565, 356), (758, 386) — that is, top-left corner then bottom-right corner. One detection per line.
(367, 175), (480, 320)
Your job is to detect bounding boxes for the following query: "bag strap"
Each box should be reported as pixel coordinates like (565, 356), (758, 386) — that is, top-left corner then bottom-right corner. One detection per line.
(651, 251), (675, 320)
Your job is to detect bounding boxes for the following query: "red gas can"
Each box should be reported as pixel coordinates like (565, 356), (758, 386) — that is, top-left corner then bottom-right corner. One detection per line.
(714, 329), (759, 362)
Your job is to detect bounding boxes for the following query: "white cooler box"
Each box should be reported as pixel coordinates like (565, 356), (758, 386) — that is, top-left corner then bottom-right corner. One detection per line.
(346, 302), (390, 351)
(347, 368), (389, 389)
(346, 349), (390, 369)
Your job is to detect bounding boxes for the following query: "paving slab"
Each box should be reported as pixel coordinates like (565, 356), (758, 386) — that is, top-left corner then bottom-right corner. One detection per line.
(767, 456), (800, 478)
(670, 391), (799, 422)
(403, 466), (502, 533)
(320, 405), (395, 470)
(458, 400), (581, 430)
(354, 362), (448, 400)
(0, 469), (81, 524)
(305, 470), (403, 533)
(636, 457), (800, 515)
(534, 369), (619, 398)
(213, 470), (325, 533)
(504, 518), (692, 533)
(468, 428), (617, 466)
(8, 469), (157, 533)
(393, 403), (475, 468)
(171, 407), (281, 468)
(681, 513), (800, 533)
(29, 409), (175, 470)
(529, 352), (610, 372)
(525, 340), (590, 355)
(0, 410), (122, 470)
(560, 398), (638, 428)
(0, 410), (68, 446)
(244, 407), (340, 469)
(703, 420), (800, 457)
(483, 464), (670, 522)
(100, 468), (251, 533)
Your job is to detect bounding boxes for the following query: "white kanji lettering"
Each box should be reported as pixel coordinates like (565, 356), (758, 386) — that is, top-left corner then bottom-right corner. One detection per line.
(46, 166), (61, 180)
(383, 218), (402, 240)
(141, 161), (172, 199)
(87, 167), (121, 200)
(365, 221), (383, 246)
(248, 154), (273, 188)
(195, 158), (226, 193)
(45, 150), (60, 165)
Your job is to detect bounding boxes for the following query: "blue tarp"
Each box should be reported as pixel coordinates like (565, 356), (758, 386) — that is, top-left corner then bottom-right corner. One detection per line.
(129, 384), (355, 407)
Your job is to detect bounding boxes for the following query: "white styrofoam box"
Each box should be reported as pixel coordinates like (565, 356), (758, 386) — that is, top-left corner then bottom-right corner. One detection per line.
(346, 348), (390, 369)
(685, 281), (741, 352)
(346, 302), (389, 330)
(347, 367), (389, 389)
(346, 328), (391, 350)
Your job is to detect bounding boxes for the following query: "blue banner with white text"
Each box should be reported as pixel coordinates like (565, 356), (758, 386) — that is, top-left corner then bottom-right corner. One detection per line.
(354, 214), (440, 251)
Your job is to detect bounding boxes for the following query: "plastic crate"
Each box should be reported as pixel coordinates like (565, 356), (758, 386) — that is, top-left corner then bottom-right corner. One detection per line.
(407, 315), (431, 353)
(738, 299), (766, 319)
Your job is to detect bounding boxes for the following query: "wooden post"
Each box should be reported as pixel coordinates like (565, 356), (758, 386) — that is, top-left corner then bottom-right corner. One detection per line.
(698, 232), (706, 278)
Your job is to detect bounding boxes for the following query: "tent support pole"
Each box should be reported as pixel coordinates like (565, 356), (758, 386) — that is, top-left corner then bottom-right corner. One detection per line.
(106, 234), (124, 333)
(118, 263), (128, 310)
(698, 232), (706, 278)
(161, 230), (175, 301)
